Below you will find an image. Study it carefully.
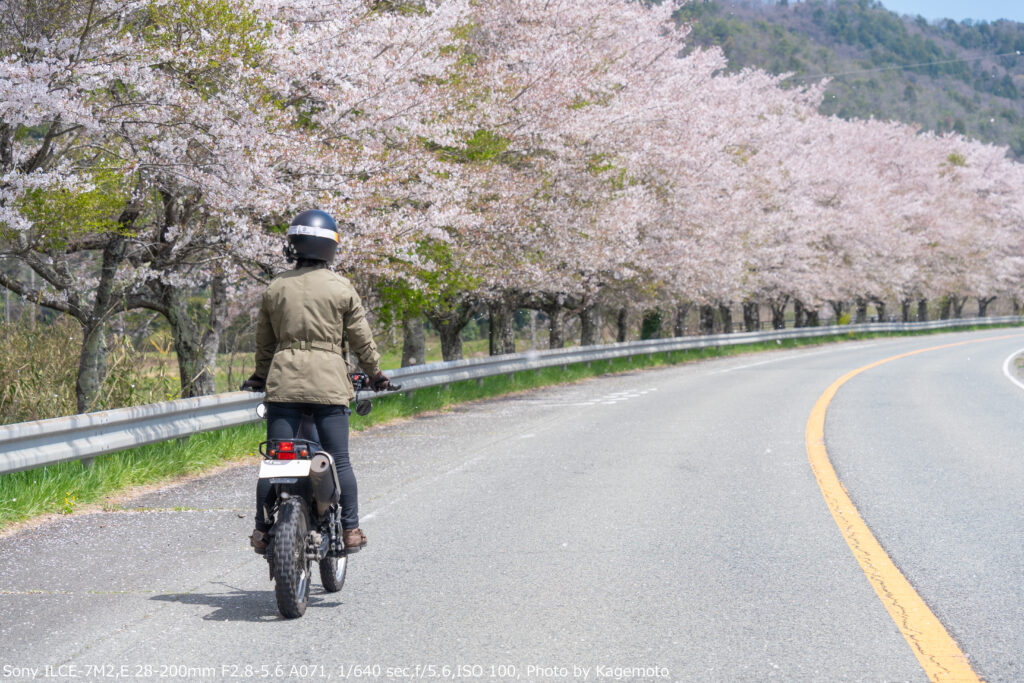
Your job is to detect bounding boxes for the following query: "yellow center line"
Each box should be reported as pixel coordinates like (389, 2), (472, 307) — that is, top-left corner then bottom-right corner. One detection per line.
(806, 333), (1022, 682)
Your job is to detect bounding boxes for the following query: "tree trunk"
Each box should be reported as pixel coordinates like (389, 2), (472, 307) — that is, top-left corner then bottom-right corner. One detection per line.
(901, 299), (912, 323)
(794, 300), (807, 328)
(828, 300), (844, 322)
(951, 295), (966, 319)
(487, 294), (517, 356)
(616, 307), (629, 343)
(917, 299), (929, 322)
(437, 320), (464, 361)
(545, 303), (565, 349)
(938, 297), (951, 320)
(401, 315), (426, 366)
(425, 299), (474, 362)
(673, 302), (692, 337)
(873, 300), (886, 322)
(742, 301), (759, 332)
(718, 303), (733, 334)
(770, 300), (787, 330)
(164, 285), (216, 398)
(580, 304), (602, 346)
(150, 275), (230, 400)
(75, 320), (108, 413)
(699, 305), (715, 335)
(977, 296), (996, 318)
(806, 309), (820, 326)
(74, 235), (128, 412)
(199, 276), (228, 392)
(855, 298), (868, 324)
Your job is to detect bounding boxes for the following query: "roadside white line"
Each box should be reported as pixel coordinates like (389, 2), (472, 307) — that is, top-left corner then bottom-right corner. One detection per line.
(361, 448), (492, 523)
(710, 342), (881, 374)
(1001, 347), (1024, 391)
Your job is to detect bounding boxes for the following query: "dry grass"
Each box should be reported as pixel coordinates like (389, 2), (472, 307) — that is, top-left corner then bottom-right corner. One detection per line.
(0, 318), (178, 425)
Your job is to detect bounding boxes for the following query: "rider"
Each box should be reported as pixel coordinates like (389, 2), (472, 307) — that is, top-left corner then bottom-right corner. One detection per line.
(242, 209), (392, 553)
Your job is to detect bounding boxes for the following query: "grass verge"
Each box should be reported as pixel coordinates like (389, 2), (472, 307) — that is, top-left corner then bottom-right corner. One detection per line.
(2, 323), (1020, 532)
(0, 423), (265, 531)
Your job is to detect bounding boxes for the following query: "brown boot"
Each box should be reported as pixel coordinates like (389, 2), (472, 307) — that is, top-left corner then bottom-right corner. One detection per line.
(250, 529), (268, 554)
(343, 528), (367, 550)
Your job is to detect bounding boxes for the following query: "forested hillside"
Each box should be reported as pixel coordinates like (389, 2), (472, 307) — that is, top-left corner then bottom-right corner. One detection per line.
(678, 0), (1024, 157)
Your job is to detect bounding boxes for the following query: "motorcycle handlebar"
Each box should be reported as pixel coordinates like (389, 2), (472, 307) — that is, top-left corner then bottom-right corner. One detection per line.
(348, 372), (401, 392)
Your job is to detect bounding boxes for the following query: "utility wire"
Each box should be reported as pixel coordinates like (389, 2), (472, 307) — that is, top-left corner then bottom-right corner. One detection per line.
(783, 50), (1022, 83)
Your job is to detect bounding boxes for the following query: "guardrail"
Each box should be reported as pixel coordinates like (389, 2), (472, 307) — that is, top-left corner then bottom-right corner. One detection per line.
(1, 315), (1020, 475)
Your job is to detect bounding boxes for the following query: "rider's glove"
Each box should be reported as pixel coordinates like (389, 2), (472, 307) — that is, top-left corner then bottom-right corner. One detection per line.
(370, 371), (392, 392)
(241, 374), (266, 392)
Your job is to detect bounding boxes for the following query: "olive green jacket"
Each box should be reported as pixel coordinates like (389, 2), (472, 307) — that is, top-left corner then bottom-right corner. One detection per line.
(254, 267), (382, 405)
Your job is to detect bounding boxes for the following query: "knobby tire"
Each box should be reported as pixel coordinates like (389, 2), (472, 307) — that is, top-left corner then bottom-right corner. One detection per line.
(319, 553), (347, 593)
(271, 498), (310, 618)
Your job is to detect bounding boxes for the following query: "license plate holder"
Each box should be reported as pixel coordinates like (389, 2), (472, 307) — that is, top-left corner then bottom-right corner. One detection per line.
(259, 459), (311, 479)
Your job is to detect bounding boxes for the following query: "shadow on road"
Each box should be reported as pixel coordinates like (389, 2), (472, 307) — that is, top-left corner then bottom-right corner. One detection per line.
(150, 583), (342, 622)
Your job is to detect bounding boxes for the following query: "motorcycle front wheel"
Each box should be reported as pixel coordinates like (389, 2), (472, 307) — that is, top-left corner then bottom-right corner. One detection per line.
(271, 498), (311, 618)
(319, 553), (347, 592)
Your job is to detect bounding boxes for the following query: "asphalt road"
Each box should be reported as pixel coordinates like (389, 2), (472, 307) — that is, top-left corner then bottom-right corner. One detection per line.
(1, 329), (1022, 682)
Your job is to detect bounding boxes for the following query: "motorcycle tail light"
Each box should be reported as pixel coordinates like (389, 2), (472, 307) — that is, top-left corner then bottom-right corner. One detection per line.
(277, 441), (296, 460)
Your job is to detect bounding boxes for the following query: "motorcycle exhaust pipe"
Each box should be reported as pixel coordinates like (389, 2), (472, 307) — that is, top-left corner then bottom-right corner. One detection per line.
(309, 452), (341, 518)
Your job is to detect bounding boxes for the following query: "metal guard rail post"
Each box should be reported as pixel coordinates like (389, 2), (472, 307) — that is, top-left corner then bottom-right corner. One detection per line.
(1, 316), (1020, 475)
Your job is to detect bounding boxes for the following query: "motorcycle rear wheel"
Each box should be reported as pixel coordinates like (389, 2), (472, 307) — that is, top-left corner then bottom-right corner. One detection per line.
(271, 498), (311, 618)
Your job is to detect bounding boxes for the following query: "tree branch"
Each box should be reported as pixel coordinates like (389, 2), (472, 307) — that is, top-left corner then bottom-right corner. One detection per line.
(0, 267), (77, 317)
(18, 116), (62, 174)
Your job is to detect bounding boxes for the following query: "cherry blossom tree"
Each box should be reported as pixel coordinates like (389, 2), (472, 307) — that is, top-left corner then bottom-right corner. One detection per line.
(6, 0), (1024, 416)
(2, 0), (470, 401)
(0, 0), (152, 410)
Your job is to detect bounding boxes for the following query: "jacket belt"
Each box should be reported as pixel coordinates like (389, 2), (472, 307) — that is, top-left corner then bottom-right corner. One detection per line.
(278, 340), (344, 354)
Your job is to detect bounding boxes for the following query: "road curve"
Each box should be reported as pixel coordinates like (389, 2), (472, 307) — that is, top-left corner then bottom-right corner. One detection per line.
(1, 329), (1022, 682)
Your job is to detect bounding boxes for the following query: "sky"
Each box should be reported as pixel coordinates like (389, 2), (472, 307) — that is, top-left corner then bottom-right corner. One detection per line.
(876, 1), (1024, 23)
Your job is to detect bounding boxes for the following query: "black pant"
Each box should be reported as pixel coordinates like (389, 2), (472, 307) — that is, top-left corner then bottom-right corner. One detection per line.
(255, 402), (358, 531)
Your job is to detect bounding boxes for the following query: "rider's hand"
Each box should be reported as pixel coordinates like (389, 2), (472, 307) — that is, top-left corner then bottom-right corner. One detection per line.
(241, 374), (266, 392)
(370, 371), (392, 392)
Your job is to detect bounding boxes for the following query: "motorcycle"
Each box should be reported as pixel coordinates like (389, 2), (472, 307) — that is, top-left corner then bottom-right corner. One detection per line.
(253, 372), (398, 618)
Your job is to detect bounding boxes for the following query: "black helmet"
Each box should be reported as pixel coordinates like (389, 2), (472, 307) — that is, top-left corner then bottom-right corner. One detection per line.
(286, 210), (339, 262)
